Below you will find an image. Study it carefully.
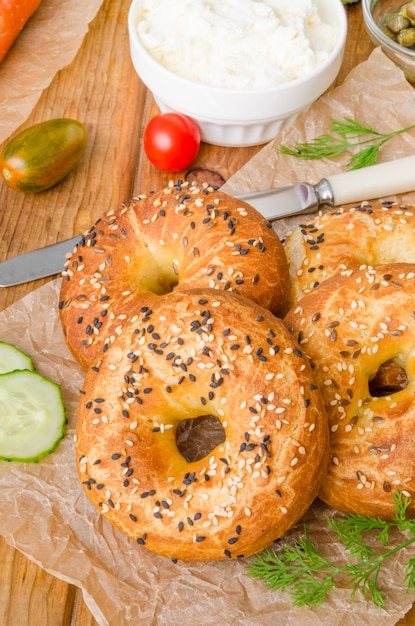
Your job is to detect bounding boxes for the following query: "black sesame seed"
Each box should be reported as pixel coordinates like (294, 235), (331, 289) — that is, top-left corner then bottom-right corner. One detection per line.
(173, 489), (186, 497)
(141, 490), (156, 498)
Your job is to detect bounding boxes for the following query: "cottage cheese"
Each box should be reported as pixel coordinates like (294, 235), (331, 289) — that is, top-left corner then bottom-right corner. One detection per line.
(136, 0), (336, 89)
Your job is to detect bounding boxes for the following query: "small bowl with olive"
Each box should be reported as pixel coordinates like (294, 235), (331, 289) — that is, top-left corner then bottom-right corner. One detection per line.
(362, 0), (415, 83)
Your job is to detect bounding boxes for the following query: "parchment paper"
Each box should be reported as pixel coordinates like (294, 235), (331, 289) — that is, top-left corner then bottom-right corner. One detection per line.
(2, 47), (415, 626)
(0, 0), (104, 146)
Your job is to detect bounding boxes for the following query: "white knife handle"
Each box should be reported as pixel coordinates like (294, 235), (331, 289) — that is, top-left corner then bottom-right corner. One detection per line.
(326, 154), (415, 205)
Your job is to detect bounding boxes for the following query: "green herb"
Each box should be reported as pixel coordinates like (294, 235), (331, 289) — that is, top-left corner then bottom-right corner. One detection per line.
(245, 492), (415, 608)
(278, 117), (415, 170)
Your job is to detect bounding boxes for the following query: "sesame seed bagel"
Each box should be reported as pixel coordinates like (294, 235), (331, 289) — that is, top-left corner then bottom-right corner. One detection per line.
(284, 263), (415, 519)
(76, 289), (329, 561)
(283, 200), (415, 306)
(59, 181), (290, 370)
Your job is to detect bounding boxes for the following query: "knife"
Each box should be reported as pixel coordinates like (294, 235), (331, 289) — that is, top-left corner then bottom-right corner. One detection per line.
(1, 154), (415, 287)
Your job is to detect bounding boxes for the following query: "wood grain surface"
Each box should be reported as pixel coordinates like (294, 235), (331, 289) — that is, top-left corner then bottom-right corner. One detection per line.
(0, 1), (414, 624)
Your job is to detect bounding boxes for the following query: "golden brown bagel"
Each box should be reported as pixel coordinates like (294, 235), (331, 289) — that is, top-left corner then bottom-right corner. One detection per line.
(284, 263), (415, 519)
(59, 181), (290, 369)
(283, 200), (415, 306)
(76, 290), (329, 561)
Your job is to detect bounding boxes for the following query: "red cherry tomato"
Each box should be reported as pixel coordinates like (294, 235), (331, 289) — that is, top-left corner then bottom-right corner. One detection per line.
(143, 113), (201, 172)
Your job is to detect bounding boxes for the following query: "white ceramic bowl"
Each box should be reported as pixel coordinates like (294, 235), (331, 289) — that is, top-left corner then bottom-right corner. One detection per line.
(362, 0), (415, 85)
(128, 0), (347, 148)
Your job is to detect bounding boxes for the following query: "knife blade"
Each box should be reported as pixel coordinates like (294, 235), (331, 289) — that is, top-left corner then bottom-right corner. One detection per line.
(0, 235), (84, 287)
(1, 153), (415, 287)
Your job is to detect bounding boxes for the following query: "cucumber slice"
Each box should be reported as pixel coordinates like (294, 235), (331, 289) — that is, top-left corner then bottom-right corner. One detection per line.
(0, 369), (66, 462)
(0, 341), (34, 374)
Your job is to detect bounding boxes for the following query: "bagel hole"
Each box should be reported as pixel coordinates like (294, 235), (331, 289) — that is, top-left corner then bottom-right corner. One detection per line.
(176, 414), (226, 463)
(369, 359), (408, 397)
(152, 271), (179, 296)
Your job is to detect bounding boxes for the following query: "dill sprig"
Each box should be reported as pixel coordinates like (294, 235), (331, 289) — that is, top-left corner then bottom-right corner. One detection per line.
(278, 117), (415, 170)
(245, 492), (415, 608)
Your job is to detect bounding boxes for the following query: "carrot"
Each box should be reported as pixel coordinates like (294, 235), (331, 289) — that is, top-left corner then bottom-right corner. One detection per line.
(0, 0), (42, 63)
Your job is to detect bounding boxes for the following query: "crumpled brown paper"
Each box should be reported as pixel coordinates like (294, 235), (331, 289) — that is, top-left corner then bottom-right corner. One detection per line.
(0, 0), (104, 146)
(2, 47), (415, 626)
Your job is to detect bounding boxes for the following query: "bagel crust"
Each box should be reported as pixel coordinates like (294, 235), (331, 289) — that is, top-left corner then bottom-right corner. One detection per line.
(75, 290), (328, 561)
(59, 181), (290, 369)
(283, 200), (415, 306)
(284, 264), (415, 519)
